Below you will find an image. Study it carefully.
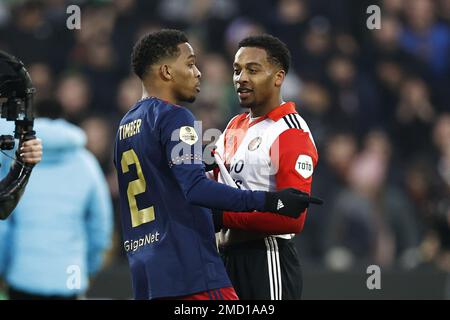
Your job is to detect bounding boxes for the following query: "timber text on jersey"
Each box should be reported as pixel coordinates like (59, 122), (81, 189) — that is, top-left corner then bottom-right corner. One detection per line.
(119, 119), (142, 140)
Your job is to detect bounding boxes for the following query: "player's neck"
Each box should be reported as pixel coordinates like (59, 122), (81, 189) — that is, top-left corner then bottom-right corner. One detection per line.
(250, 96), (284, 118)
(142, 83), (179, 105)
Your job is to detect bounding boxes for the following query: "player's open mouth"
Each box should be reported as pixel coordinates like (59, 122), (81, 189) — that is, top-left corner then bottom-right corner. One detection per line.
(237, 88), (252, 99)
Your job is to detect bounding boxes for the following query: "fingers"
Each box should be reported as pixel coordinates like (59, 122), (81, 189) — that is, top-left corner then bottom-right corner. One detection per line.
(19, 138), (43, 165)
(284, 188), (323, 205)
(308, 196), (323, 205)
(20, 154), (42, 165)
(20, 138), (42, 152)
(291, 190), (323, 205)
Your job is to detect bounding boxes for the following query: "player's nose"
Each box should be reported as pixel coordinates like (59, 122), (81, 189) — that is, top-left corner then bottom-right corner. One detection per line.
(234, 70), (248, 84)
(194, 65), (201, 79)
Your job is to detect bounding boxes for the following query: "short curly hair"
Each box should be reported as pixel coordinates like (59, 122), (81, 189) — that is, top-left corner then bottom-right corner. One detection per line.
(238, 34), (291, 74)
(131, 29), (188, 79)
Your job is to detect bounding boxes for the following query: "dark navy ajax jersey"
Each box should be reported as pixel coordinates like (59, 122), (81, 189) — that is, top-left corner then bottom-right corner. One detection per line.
(114, 97), (231, 299)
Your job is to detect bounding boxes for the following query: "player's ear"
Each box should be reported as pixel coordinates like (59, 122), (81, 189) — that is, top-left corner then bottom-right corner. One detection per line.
(274, 70), (285, 87)
(159, 64), (173, 81)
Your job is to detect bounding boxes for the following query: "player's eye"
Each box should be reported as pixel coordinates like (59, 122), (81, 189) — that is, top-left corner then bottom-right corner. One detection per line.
(234, 69), (241, 75)
(248, 69), (257, 74)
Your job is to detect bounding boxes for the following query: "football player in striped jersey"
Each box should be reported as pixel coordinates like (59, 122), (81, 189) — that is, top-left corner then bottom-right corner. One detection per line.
(212, 34), (320, 300)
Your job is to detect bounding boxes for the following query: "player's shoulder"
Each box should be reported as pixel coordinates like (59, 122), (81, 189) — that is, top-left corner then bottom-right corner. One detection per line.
(264, 102), (304, 132)
(267, 111), (307, 139)
(152, 98), (195, 121)
(265, 103), (317, 150)
(275, 112), (307, 131)
(124, 97), (195, 125)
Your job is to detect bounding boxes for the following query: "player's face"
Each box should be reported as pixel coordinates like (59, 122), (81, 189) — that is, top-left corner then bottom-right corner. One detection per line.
(171, 42), (202, 103)
(233, 47), (278, 109)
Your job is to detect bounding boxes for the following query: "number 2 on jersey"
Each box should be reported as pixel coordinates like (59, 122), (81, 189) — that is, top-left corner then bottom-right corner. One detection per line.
(121, 149), (155, 227)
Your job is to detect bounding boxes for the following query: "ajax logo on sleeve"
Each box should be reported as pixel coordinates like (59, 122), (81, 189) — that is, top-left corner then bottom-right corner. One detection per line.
(296, 155), (313, 179)
(179, 126), (198, 145)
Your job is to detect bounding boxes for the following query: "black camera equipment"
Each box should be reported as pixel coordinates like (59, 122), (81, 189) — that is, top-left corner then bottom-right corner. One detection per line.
(0, 50), (36, 218)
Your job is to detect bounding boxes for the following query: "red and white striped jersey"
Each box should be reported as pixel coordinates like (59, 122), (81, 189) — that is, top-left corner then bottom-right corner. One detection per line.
(215, 102), (318, 242)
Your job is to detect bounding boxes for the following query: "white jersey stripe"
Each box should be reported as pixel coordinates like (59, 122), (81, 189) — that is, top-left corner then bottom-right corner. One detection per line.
(272, 237), (282, 300)
(294, 114), (317, 150)
(270, 238), (279, 300)
(282, 116), (293, 129)
(291, 113), (302, 129)
(287, 114), (299, 129)
(264, 238), (275, 300)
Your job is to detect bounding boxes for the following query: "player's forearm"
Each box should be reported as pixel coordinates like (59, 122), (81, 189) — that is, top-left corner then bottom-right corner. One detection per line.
(181, 168), (266, 212)
(222, 210), (305, 234)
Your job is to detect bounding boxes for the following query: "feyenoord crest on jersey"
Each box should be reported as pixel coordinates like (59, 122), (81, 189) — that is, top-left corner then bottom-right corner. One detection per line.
(248, 136), (262, 151)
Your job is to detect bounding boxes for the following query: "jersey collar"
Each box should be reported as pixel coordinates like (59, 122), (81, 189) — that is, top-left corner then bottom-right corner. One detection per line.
(266, 101), (297, 121)
(244, 102), (297, 127)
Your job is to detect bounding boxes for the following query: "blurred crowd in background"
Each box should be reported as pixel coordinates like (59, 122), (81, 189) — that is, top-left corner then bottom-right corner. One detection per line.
(0, 0), (449, 279)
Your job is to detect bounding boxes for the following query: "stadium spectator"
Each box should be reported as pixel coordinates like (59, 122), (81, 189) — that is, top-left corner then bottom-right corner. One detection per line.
(0, 99), (113, 300)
